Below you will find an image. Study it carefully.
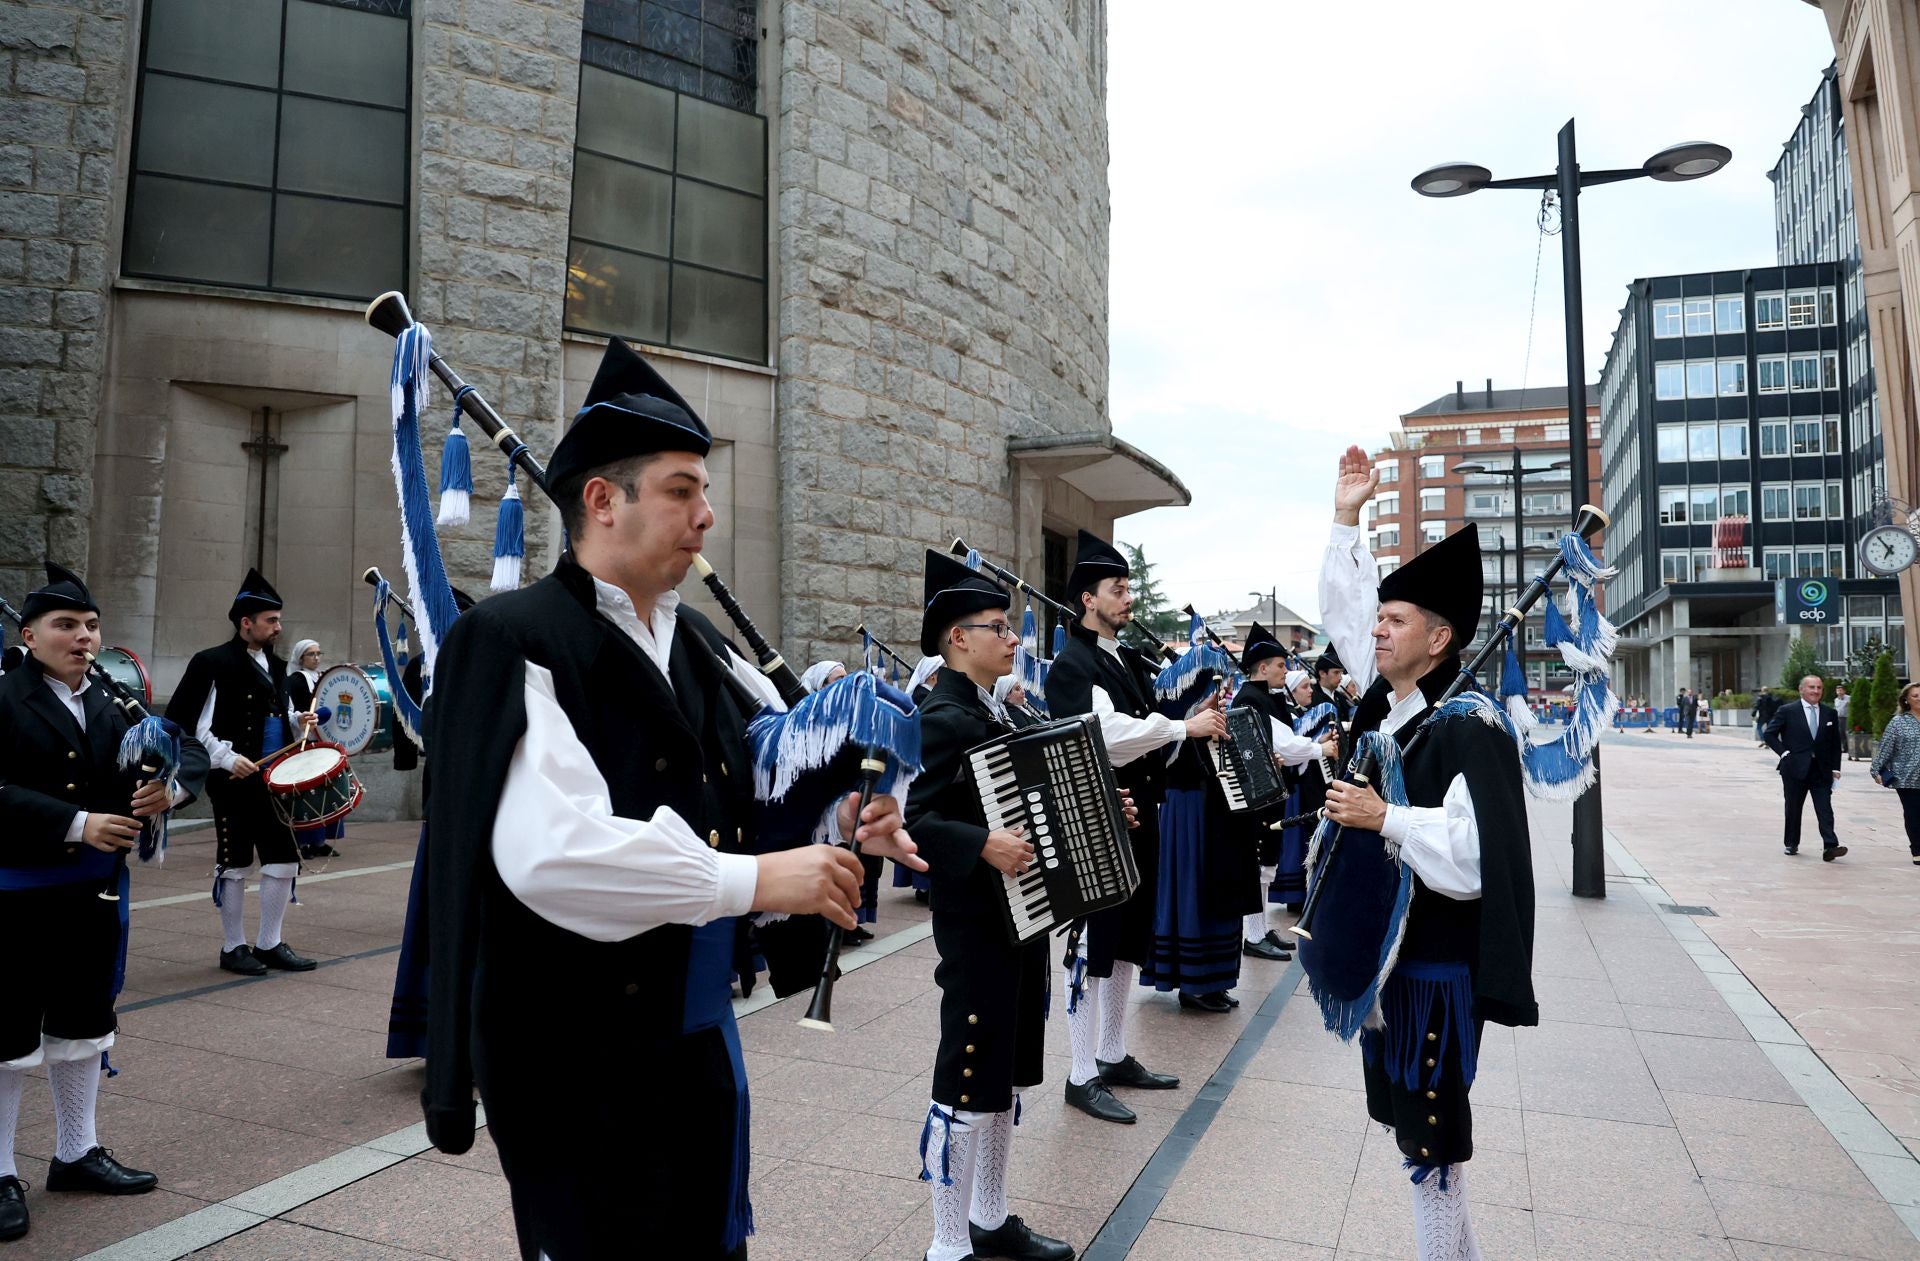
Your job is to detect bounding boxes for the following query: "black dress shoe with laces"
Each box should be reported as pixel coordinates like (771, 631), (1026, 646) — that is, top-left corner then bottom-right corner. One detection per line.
(218, 946), (266, 976)
(1063, 1077), (1135, 1123)
(254, 943), (317, 971)
(1243, 936), (1290, 961)
(970, 1213), (1074, 1261)
(1178, 991), (1233, 1013)
(0, 1176), (26, 1241)
(1097, 1054), (1179, 1090)
(46, 1148), (157, 1195)
(1823, 845), (1848, 861)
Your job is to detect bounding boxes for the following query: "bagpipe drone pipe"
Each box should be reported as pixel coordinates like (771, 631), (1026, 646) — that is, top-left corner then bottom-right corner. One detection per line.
(1289, 505), (1615, 1043)
(0, 593), (183, 903)
(363, 292), (921, 1030)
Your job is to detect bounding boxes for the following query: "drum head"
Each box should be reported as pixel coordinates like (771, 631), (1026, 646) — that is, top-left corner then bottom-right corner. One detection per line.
(95, 646), (152, 706)
(316, 665), (383, 755)
(267, 745), (347, 792)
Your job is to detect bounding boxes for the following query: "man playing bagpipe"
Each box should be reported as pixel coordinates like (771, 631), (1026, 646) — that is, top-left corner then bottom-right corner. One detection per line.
(1046, 531), (1216, 1122)
(1314, 446), (1536, 1259)
(905, 550), (1074, 1261)
(419, 338), (924, 1261)
(0, 565), (210, 1242)
(166, 569), (321, 976)
(1229, 624), (1338, 961)
(1312, 644), (1352, 720)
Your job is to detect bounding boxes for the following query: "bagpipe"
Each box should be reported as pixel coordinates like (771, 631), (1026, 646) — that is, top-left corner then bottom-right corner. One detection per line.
(0, 595), (181, 902)
(1291, 505), (1615, 1043)
(362, 292), (920, 1034)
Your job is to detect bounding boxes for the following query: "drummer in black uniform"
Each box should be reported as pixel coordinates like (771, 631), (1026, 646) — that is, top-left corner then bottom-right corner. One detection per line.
(166, 569), (318, 976)
(906, 550), (1072, 1261)
(0, 565), (211, 1242)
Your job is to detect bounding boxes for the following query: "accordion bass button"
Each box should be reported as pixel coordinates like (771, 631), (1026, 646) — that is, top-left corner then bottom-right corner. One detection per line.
(968, 1014), (978, 1025)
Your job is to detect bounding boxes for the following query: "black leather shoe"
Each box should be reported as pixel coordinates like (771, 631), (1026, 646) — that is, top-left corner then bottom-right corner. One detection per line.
(1243, 937), (1290, 961)
(1261, 929), (1291, 950)
(219, 946), (266, 976)
(1098, 1054), (1179, 1090)
(1783, 847), (1799, 856)
(46, 1148), (157, 1195)
(1179, 991), (1232, 1013)
(254, 943), (317, 972)
(1063, 1078), (1135, 1124)
(846, 926), (875, 945)
(1823, 845), (1847, 862)
(970, 1213), (1074, 1261)
(0, 1176), (26, 1241)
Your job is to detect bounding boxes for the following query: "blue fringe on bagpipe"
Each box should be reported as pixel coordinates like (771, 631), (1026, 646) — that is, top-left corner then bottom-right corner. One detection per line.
(1153, 641), (1237, 716)
(1292, 701), (1337, 739)
(373, 576), (425, 748)
(117, 715), (181, 865)
(1015, 606), (1050, 711)
(387, 324), (461, 681)
(748, 669), (922, 804)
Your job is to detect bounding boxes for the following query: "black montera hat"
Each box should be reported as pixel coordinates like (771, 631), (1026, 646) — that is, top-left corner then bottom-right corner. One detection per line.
(230, 567), (283, 624)
(1315, 643), (1344, 674)
(921, 550), (1011, 657)
(1377, 523), (1484, 643)
(21, 562), (97, 621)
(1241, 621), (1285, 670)
(1067, 529), (1129, 602)
(547, 337), (712, 489)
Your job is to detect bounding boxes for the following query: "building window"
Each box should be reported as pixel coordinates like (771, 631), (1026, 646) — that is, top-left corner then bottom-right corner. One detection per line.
(1652, 300), (1682, 337)
(1831, 545), (1847, 577)
(1688, 422), (1718, 461)
(567, 22), (769, 362)
(1757, 356), (1788, 393)
(1656, 425), (1687, 462)
(1544, 424), (1568, 442)
(1377, 558), (1400, 578)
(1419, 455), (1444, 479)
(1377, 461), (1399, 483)
(1762, 548), (1792, 580)
(1658, 487), (1684, 523)
(1684, 360), (1716, 398)
(1787, 290), (1818, 328)
(1827, 480), (1843, 518)
(1821, 351), (1839, 391)
(1719, 422), (1747, 458)
(1793, 484), (1825, 519)
(1797, 548), (1828, 577)
(1419, 488), (1446, 513)
(1791, 419), (1823, 455)
(1469, 491), (1501, 513)
(1824, 416), (1841, 453)
(1721, 486), (1750, 516)
(1684, 299), (1714, 336)
(1690, 484), (1719, 522)
(1789, 354), (1821, 392)
(1373, 492), (1399, 517)
(1462, 430), (1481, 445)
(1819, 287), (1837, 326)
(1760, 420), (1788, 456)
(122, 0), (412, 299)
(1717, 360), (1746, 396)
(1421, 520), (1446, 543)
(1715, 296), (1744, 334)
(1761, 483), (1793, 520)
(1655, 362), (1686, 400)
(1374, 528), (1400, 548)
(581, 0), (759, 111)
(1660, 550), (1690, 583)
(1755, 292), (1785, 330)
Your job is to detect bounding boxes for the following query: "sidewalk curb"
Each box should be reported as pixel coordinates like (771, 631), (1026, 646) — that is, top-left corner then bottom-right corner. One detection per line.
(1602, 827), (1920, 1242)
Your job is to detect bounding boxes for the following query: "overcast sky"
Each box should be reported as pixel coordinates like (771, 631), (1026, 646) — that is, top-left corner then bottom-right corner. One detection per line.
(1105, 0), (1837, 626)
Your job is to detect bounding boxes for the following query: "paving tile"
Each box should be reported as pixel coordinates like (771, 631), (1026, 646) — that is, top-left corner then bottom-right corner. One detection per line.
(1514, 1020), (1672, 1125)
(1216, 1077), (1373, 1133)
(1730, 1242), (1917, 1260)
(1154, 1115), (1363, 1247)
(0, 1171), (207, 1261)
(284, 1157), (518, 1259)
(1532, 1211), (1737, 1260)
(187, 1219), (428, 1259)
(1522, 1111), (1721, 1235)
(744, 1160), (926, 1261)
(1705, 1177), (1920, 1260)
(1624, 1000), (1754, 1040)
(1635, 1029), (1803, 1105)
(1130, 1218), (1336, 1260)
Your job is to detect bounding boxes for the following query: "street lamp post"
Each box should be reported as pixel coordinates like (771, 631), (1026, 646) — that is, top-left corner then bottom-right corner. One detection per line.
(1415, 121), (1731, 899)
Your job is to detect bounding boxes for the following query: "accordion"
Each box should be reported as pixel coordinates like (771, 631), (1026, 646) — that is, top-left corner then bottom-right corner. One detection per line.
(1211, 706), (1287, 813)
(965, 715), (1139, 945)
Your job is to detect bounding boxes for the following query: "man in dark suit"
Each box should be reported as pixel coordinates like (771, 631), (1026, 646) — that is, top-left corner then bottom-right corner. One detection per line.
(1763, 674), (1847, 860)
(1676, 688), (1696, 738)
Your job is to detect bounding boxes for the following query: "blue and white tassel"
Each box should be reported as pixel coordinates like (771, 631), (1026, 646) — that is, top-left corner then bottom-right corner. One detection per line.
(117, 715), (181, 866)
(1153, 609), (1236, 716)
(435, 391), (473, 527)
(747, 670), (922, 805)
(491, 464), (524, 592)
(387, 322), (461, 680)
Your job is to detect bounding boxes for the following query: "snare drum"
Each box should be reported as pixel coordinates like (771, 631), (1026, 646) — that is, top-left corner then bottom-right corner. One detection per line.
(263, 742), (363, 830)
(94, 646), (152, 706)
(315, 664), (394, 755)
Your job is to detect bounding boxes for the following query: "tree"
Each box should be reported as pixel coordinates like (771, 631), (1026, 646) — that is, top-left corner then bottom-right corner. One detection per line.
(1118, 541), (1180, 640)
(1871, 650), (1899, 737)
(1850, 673), (1874, 734)
(1780, 634), (1820, 693)
(1848, 635), (1887, 679)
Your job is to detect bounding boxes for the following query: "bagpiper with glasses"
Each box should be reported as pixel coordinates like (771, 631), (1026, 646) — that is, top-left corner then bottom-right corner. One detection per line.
(905, 550), (1073, 1261)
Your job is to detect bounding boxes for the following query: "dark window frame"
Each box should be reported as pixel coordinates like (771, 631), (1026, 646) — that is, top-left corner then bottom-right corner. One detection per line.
(122, 0), (412, 301)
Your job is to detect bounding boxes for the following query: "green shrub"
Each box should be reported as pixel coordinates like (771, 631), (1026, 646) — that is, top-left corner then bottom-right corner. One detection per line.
(1848, 674), (1873, 732)
(1871, 651), (1899, 737)
(1780, 636), (1820, 692)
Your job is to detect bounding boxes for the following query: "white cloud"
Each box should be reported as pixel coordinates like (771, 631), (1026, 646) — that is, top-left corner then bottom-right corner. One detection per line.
(1107, 0), (1835, 622)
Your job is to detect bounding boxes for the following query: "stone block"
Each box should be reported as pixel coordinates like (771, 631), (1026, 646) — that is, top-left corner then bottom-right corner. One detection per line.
(449, 32), (495, 75)
(496, 44), (558, 90)
(0, 98), (66, 147)
(0, 190), (58, 235)
(0, 144), (30, 188)
(0, 413), (55, 463)
(0, 329), (61, 367)
(41, 472), (89, 514)
(0, 285), (52, 325)
(58, 193), (105, 239)
(0, 515), (47, 564)
(71, 105), (114, 151)
(461, 0), (549, 48)
(0, 9), (77, 53)
(15, 59), (87, 103)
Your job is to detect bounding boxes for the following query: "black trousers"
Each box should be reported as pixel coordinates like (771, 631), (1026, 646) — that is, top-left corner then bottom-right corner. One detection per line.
(1782, 774), (1838, 852)
(0, 882), (120, 1060)
(1898, 788), (1920, 856)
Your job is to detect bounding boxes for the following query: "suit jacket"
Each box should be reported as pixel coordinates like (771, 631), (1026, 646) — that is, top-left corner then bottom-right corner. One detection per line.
(1764, 701), (1843, 783)
(904, 669), (1011, 917)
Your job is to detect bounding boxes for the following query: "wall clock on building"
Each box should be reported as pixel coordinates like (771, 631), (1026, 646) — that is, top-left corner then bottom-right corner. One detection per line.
(1859, 523), (1919, 577)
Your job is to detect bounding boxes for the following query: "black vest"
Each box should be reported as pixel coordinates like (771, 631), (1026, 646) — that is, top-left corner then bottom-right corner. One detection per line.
(166, 638), (291, 762)
(1047, 623), (1169, 806)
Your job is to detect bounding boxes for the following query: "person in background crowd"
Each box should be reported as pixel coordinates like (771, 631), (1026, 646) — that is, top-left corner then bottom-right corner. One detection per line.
(1755, 688), (1781, 746)
(1675, 687), (1696, 739)
(1834, 685), (1853, 759)
(1870, 682), (1920, 866)
(1763, 675), (1846, 861)
(285, 639), (343, 860)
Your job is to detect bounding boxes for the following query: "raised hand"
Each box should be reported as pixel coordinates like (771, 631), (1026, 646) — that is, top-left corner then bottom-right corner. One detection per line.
(1333, 444), (1379, 525)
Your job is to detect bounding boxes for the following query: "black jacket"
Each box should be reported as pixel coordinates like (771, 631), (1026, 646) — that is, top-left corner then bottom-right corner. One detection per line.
(0, 654), (209, 871)
(1764, 700), (1843, 783)
(904, 669), (1009, 914)
(166, 638), (293, 764)
(1045, 622), (1168, 808)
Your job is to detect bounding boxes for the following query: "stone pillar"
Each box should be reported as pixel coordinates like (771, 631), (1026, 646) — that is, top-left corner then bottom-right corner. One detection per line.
(412, 0), (582, 592)
(0, 2), (129, 594)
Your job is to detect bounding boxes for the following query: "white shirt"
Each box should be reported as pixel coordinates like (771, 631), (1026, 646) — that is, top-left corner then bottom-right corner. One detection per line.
(195, 648), (305, 773)
(1320, 520), (1482, 901)
(1089, 634), (1186, 766)
(489, 577), (786, 943)
(1267, 715), (1328, 772)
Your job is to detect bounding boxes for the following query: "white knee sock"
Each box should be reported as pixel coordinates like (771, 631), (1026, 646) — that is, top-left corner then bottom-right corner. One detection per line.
(1096, 965), (1133, 1064)
(49, 1056), (100, 1163)
(926, 1107), (978, 1261)
(1411, 1162), (1470, 1261)
(217, 871), (248, 951)
(967, 1103), (1014, 1232)
(0, 1068), (21, 1178)
(255, 865), (297, 950)
(1243, 911), (1267, 942)
(1065, 965), (1099, 1087)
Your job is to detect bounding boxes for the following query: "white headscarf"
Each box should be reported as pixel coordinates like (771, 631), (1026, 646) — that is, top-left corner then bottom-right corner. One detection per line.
(907, 656), (942, 695)
(1285, 668), (1310, 695)
(800, 660), (845, 693)
(291, 639), (322, 687)
(992, 673), (1020, 705)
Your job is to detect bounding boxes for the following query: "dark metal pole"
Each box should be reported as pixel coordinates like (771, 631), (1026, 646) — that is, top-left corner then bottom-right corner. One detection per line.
(1512, 449), (1526, 690)
(1560, 118), (1607, 899)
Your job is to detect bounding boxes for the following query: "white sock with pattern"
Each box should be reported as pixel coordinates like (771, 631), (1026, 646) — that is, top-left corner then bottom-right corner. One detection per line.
(1243, 912), (1267, 942)
(1411, 1163), (1468, 1261)
(255, 872), (295, 951)
(1065, 966), (1098, 1086)
(217, 870), (248, 952)
(49, 1056), (100, 1163)
(1096, 964), (1133, 1063)
(0, 1068), (21, 1178)
(967, 1104), (1014, 1232)
(926, 1107), (977, 1261)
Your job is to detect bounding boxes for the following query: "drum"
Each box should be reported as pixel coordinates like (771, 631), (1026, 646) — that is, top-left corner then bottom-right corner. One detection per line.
(263, 742), (363, 830)
(315, 664), (394, 755)
(94, 646), (152, 706)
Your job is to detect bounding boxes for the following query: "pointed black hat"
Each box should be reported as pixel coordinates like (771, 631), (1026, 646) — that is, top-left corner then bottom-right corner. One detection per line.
(21, 562), (97, 621)
(547, 337), (712, 489)
(229, 566), (283, 624)
(1067, 529), (1129, 602)
(1241, 620), (1285, 670)
(1314, 642), (1345, 674)
(1378, 523), (1483, 644)
(921, 549), (1011, 656)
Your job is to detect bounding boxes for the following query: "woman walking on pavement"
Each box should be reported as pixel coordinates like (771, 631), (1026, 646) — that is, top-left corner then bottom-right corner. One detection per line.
(1869, 682), (1920, 865)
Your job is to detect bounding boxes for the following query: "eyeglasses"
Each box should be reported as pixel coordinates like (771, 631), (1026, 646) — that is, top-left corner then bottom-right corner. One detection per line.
(956, 621), (1016, 640)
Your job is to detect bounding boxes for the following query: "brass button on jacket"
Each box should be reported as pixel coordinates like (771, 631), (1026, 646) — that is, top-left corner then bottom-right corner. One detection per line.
(654, 757), (669, 772)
